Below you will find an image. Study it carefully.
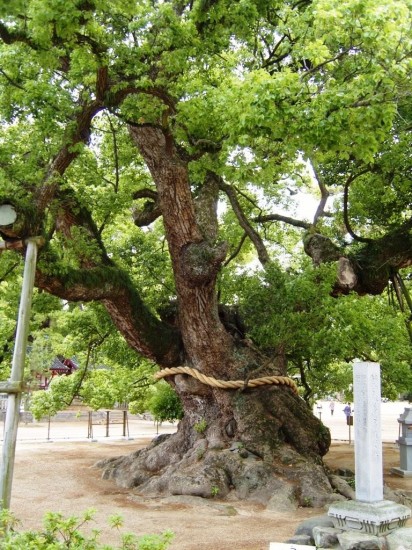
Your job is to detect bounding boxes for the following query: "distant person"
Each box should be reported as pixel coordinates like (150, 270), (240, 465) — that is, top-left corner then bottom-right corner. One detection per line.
(343, 403), (352, 418)
(329, 400), (335, 416)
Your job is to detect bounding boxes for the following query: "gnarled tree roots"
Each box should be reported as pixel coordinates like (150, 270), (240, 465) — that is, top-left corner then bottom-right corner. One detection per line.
(96, 430), (343, 510)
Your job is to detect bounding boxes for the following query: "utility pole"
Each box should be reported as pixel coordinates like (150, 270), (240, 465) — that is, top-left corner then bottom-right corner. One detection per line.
(0, 236), (41, 508)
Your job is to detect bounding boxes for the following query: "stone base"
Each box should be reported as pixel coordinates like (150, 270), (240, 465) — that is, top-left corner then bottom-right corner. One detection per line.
(328, 499), (411, 536)
(391, 466), (412, 478)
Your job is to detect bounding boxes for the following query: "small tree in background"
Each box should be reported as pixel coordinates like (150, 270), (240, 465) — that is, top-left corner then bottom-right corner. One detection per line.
(137, 381), (184, 424)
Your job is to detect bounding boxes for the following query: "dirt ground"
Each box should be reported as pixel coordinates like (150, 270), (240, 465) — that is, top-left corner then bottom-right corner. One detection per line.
(9, 438), (412, 550)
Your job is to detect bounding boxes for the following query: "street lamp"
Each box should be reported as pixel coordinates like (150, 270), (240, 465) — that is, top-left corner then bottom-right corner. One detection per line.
(0, 203), (17, 226)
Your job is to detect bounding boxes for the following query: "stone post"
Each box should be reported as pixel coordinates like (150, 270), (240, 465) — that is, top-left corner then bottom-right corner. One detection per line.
(328, 362), (411, 536)
(353, 362), (383, 502)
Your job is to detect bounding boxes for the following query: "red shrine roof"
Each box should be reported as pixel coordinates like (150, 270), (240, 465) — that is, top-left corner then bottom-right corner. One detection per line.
(50, 357), (78, 375)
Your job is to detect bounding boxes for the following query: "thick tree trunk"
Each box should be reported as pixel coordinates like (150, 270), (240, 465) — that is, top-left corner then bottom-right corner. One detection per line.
(97, 365), (334, 508)
(95, 125), (337, 509)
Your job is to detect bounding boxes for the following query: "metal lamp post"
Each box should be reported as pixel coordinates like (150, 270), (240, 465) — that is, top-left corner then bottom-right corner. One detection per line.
(0, 203), (41, 508)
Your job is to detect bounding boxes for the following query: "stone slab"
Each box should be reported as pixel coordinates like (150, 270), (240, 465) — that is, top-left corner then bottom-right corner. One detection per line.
(328, 499), (411, 536)
(269, 544), (315, 550)
(391, 467), (412, 478)
(294, 514), (335, 537)
(385, 527), (412, 550)
(284, 535), (313, 546)
(337, 530), (386, 550)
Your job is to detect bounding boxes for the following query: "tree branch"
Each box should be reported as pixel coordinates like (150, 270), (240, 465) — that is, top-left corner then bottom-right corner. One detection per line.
(0, 22), (38, 49)
(223, 232), (248, 267)
(332, 218), (412, 295)
(301, 47), (353, 79)
(132, 201), (162, 227)
(218, 179), (270, 265)
(0, 68), (25, 91)
(36, 100), (105, 215)
(254, 213), (310, 229)
(343, 169), (374, 243)
(109, 85), (177, 113)
(309, 158), (330, 224)
(131, 189), (162, 227)
(0, 260), (20, 283)
(35, 265), (182, 367)
(133, 189), (159, 201)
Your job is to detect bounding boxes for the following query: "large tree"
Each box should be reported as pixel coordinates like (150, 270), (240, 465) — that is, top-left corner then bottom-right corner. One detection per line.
(0, 0), (411, 506)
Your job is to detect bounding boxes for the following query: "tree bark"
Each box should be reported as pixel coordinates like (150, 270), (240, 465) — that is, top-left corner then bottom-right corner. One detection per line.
(304, 219), (412, 296)
(20, 118), (411, 507)
(92, 125), (336, 509)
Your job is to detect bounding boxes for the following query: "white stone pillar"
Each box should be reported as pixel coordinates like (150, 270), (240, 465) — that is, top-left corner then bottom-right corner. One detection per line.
(353, 361), (383, 502)
(328, 362), (411, 535)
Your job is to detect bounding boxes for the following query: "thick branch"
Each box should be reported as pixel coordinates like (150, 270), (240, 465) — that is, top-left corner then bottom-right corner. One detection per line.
(219, 180), (270, 265)
(254, 213), (310, 229)
(109, 86), (177, 113)
(303, 214), (412, 296)
(343, 169), (373, 243)
(132, 189), (162, 227)
(0, 22), (38, 49)
(36, 100), (105, 214)
(132, 202), (162, 227)
(309, 159), (331, 224)
(35, 265), (182, 367)
(132, 189), (159, 201)
(304, 219), (412, 296)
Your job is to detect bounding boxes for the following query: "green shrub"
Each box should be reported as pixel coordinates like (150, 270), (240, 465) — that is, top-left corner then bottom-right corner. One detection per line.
(145, 381), (184, 423)
(0, 508), (174, 549)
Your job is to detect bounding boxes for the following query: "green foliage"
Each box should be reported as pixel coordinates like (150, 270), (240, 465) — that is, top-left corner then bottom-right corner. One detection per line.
(0, 0), (412, 417)
(17, 295), (155, 413)
(236, 260), (412, 400)
(30, 388), (62, 420)
(143, 381), (184, 423)
(0, 507), (174, 549)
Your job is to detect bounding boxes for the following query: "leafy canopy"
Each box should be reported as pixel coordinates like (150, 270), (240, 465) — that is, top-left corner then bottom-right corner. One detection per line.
(0, 0), (411, 402)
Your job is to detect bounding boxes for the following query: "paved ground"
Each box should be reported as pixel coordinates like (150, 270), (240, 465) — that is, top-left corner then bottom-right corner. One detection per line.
(0, 401), (410, 549)
(4, 412), (178, 443)
(7, 438), (412, 549)
(1, 399), (408, 444)
(312, 399), (410, 443)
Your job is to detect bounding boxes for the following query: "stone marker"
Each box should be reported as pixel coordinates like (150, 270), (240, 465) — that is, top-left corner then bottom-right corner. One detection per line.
(353, 361), (383, 502)
(392, 407), (412, 477)
(328, 362), (411, 536)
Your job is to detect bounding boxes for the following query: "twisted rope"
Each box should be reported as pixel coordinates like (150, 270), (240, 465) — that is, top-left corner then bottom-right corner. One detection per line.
(154, 366), (298, 394)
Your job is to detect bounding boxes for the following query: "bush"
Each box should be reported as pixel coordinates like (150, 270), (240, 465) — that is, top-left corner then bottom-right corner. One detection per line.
(145, 381), (184, 423)
(0, 508), (174, 550)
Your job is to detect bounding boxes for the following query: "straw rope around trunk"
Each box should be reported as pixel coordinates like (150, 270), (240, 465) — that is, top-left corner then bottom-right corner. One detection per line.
(154, 366), (298, 394)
